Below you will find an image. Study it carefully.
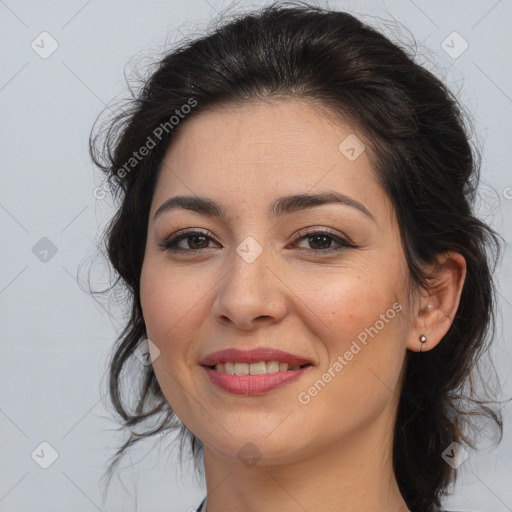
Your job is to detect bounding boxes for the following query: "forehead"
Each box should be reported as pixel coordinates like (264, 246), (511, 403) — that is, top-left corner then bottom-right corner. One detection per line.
(151, 98), (389, 221)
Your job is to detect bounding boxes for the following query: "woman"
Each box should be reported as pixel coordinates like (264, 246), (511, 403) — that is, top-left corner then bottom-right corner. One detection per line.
(89, 2), (503, 511)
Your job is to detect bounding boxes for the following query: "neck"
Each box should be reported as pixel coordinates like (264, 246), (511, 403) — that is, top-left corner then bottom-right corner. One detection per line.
(201, 409), (410, 512)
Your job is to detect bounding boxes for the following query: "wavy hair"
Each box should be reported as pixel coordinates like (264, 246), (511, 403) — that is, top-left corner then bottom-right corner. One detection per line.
(88, 2), (504, 510)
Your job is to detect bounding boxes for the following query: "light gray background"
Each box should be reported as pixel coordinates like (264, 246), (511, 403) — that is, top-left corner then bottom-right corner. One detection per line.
(1, 0), (511, 511)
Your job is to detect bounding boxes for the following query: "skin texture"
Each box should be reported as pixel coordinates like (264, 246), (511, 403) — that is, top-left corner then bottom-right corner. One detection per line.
(139, 99), (466, 512)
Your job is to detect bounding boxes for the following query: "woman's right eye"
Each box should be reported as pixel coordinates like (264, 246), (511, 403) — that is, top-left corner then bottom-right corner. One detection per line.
(158, 229), (219, 253)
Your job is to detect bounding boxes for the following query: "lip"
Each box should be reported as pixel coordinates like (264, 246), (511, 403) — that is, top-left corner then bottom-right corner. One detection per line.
(202, 365), (313, 395)
(200, 347), (314, 395)
(200, 347), (312, 366)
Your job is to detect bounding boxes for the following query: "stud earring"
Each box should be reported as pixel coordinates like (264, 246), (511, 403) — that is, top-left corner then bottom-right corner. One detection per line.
(419, 334), (427, 352)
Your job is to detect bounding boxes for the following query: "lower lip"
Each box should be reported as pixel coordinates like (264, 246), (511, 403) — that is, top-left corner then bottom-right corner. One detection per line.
(202, 365), (312, 395)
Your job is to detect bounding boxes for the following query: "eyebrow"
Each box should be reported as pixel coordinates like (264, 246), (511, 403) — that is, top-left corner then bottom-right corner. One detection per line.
(153, 191), (375, 222)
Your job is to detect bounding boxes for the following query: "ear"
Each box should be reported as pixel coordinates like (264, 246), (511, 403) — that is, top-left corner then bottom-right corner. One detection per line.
(407, 251), (467, 353)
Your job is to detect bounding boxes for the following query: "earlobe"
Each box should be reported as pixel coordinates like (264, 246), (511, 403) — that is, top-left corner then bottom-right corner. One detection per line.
(407, 251), (467, 353)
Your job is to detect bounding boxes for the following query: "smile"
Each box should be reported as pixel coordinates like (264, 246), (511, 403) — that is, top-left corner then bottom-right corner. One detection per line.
(209, 361), (310, 374)
(200, 346), (314, 394)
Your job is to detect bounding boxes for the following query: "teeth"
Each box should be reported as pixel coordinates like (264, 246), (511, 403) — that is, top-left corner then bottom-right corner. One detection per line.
(266, 361), (280, 373)
(249, 362), (267, 375)
(213, 360), (307, 375)
(234, 362), (250, 375)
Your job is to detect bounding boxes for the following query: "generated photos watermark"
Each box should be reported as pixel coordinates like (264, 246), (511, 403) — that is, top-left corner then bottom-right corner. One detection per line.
(297, 301), (403, 405)
(93, 97), (198, 200)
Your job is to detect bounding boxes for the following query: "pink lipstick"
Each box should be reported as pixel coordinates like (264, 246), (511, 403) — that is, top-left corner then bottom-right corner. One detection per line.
(200, 347), (313, 395)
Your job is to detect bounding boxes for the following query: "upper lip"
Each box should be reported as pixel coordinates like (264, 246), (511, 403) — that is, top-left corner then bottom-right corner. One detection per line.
(200, 347), (312, 366)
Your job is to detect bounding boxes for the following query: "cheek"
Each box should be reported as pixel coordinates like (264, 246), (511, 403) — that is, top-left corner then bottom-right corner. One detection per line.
(139, 262), (211, 361)
(294, 266), (398, 339)
(296, 277), (406, 428)
(139, 262), (213, 415)
(293, 266), (407, 388)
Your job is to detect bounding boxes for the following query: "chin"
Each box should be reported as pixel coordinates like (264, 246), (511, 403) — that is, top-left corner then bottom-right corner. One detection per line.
(201, 428), (310, 466)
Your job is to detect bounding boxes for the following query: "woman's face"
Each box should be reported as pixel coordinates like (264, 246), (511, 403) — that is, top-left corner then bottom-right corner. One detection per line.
(140, 98), (416, 465)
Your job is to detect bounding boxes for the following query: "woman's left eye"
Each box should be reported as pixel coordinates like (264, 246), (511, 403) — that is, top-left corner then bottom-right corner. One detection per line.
(291, 228), (357, 254)
(158, 228), (356, 254)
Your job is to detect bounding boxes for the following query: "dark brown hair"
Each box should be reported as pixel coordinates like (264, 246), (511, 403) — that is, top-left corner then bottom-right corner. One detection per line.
(88, 2), (504, 510)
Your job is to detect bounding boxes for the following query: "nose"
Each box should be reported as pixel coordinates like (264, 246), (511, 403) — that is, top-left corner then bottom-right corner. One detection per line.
(211, 246), (288, 331)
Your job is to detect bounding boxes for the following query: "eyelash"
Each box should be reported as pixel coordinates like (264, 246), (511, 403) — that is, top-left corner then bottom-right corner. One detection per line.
(158, 227), (357, 255)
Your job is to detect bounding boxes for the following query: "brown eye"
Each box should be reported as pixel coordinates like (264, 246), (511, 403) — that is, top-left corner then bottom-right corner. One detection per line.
(292, 228), (356, 254)
(158, 229), (218, 253)
(307, 234), (334, 250)
(186, 235), (210, 250)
